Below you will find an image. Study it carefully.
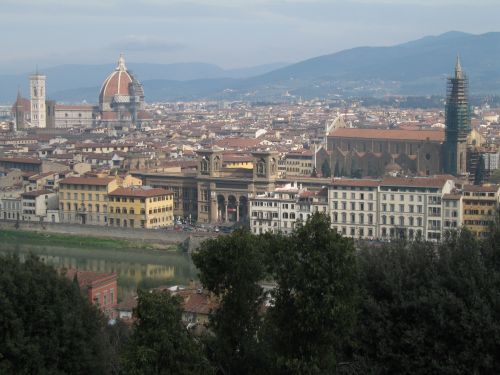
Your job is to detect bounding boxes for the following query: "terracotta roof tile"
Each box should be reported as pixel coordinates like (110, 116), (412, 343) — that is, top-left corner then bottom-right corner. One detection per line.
(109, 187), (173, 197)
(329, 128), (445, 142)
(60, 176), (115, 186)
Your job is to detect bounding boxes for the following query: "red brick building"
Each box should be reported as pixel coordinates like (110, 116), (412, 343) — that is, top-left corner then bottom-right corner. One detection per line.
(64, 269), (118, 317)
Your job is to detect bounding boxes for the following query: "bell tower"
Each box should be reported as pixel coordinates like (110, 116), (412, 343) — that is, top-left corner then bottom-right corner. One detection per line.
(443, 57), (471, 176)
(197, 149), (223, 177)
(30, 69), (46, 128)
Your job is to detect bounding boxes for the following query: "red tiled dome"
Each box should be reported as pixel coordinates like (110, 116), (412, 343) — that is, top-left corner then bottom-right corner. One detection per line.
(99, 54), (133, 103)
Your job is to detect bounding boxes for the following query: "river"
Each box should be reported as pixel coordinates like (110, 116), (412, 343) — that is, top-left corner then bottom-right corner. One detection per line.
(0, 243), (198, 300)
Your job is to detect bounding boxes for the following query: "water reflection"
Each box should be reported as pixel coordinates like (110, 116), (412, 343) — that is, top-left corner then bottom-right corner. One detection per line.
(0, 243), (197, 299)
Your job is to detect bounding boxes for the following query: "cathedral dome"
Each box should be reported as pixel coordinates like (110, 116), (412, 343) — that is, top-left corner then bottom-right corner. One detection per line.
(99, 54), (133, 104)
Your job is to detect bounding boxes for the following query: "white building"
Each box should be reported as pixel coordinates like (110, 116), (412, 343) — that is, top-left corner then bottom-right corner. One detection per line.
(483, 152), (500, 171)
(442, 193), (462, 232)
(249, 183), (300, 235)
(249, 183), (328, 235)
(20, 190), (58, 222)
(55, 105), (96, 128)
(0, 196), (21, 221)
(250, 176), (458, 243)
(377, 177), (455, 242)
(30, 72), (46, 128)
(330, 179), (379, 239)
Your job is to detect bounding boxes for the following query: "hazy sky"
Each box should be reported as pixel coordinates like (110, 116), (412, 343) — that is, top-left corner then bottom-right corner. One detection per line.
(1, 0), (499, 73)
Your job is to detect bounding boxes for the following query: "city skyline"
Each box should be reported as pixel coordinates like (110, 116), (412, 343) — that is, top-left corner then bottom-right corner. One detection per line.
(1, 0), (500, 73)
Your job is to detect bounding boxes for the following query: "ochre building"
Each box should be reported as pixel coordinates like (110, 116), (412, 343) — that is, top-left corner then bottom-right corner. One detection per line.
(108, 186), (174, 229)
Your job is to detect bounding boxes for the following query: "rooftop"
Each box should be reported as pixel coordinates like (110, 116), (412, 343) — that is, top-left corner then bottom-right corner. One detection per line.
(60, 176), (115, 186)
(109, 186), (173, 197)
(329, 128), (445, 142)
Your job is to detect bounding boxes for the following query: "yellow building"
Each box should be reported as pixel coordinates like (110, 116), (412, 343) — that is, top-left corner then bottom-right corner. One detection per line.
(108, 186), (174, 229)
(462, 184), (500, 238)
(59, 176), (119, 225)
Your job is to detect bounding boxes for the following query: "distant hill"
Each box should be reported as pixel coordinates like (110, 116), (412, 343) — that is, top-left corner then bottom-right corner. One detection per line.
(2, 31), (500, 103)
(0, 62), (287, 104)
(237, 31), (500, 99)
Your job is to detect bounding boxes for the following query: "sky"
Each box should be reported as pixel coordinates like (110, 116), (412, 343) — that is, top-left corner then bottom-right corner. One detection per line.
(1, 0), (499, 73)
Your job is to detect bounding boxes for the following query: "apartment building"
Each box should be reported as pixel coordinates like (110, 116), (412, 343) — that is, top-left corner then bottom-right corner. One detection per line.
(462, 184), (500, 238)
(378, 177), (455, 242)
(251, 176), (457, 242)
(20, 190), (58, 222)
(59, 176), (119, 225)
(297, 187), (328, 219)
(107, 186), (174, 229)
(443, 193), (463, 232)
(249, 184), (300, 235)
(285, 150), (314, 177)
(330, 179), (379, 239)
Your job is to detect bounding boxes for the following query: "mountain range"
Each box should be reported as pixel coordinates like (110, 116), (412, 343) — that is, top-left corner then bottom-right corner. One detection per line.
(2, 31), (500, 104)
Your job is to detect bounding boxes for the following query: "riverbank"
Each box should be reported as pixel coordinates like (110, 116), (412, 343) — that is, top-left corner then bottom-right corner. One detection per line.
(0, 230), (176, 251)
(0, 221), (216, 252)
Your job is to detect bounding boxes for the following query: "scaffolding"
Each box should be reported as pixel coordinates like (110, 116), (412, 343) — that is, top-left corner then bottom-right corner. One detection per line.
(445, 73), (471, 142)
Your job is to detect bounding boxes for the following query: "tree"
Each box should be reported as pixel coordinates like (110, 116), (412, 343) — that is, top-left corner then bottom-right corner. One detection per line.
(192, 229), (267, 375)
(0, 254), (110, 374)
(124, 290), (211, 375)
(264, 213), (358, 374)
(321, 159), (331, 178)
(334, 161), (340, 177)
(353, 230), (500, 374)
(474, 155), (485, 185)
(310, 167), (318, 178)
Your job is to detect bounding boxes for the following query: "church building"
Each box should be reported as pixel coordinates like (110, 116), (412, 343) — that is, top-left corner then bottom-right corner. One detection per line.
(98, 54), (152, 131)
(326, 59), (471, 178)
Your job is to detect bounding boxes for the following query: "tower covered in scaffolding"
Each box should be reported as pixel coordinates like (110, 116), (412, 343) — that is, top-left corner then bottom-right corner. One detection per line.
(443, 57), (471, 176)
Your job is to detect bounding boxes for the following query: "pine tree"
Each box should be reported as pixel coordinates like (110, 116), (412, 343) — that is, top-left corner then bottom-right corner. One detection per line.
(321, 159), (331, 177)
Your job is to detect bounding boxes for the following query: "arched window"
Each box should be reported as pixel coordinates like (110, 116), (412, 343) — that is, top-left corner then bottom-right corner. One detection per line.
(201, 158), (209, 172)
(257, 159), (266, 176)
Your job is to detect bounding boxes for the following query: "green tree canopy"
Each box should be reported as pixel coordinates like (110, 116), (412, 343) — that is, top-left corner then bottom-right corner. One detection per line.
(192, 229), (267, 375)
(264, 213), (358, 374)
(353, 230), (500, 374)
(124, 290), (211, 375)
(0, 255), (109, 374)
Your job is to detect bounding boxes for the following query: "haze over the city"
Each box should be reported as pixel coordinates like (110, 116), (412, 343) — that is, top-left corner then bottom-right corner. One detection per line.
(1, 0), (500, 73)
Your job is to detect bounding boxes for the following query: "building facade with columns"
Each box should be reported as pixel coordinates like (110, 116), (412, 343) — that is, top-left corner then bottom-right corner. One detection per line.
(133, 149), (280, 224)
